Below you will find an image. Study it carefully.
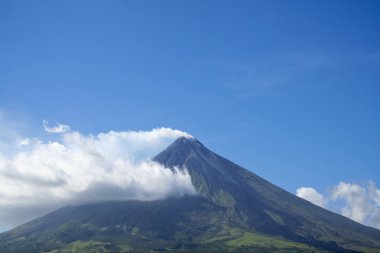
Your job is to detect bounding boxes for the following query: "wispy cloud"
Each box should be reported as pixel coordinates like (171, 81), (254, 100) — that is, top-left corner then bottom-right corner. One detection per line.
(207, 51), (331, 96)
(43, 120), (71, 133)
(0, 121), (195, 230)
(296, 181), (380, 229)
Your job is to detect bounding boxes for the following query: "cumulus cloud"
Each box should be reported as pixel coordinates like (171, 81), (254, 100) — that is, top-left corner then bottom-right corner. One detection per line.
(43, 120), (71, 133)
(296, 187), (326, 208)
(296, 181), (380, 229)
(331, 181), (380, 227)
(0, 124), (196, 230)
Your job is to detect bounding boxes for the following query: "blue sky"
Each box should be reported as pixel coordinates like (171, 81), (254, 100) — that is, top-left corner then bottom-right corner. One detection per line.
(0, 0), (379, 210)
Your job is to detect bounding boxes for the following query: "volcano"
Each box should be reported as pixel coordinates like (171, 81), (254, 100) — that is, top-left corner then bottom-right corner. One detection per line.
(0, 137), (379, 252)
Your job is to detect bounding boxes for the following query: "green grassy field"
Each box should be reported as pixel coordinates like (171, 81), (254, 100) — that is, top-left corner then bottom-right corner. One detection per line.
(202, 227), (326, 253)
(45, 240), (132, 253)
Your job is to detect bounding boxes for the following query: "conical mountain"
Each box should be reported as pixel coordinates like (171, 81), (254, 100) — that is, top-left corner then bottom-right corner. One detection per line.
(154, 137), (380, 252)
(0, 137), (379, 253)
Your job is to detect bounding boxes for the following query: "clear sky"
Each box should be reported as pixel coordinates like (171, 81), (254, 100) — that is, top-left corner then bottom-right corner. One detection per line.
(0, 0), (379, 224)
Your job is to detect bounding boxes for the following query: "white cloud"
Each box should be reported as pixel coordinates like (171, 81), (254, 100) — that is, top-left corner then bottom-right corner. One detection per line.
(331, 182), (380, 227)
(43, 120), (71, 133)
(0, 126), (195, 230)
(296, 181), (380, 229)
(296, 187), (326, 208)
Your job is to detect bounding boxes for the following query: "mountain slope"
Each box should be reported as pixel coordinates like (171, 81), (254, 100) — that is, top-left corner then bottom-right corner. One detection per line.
(153, 137), (380, 252)
(0, 137), (379, 252)
(0, 197), (321, 253)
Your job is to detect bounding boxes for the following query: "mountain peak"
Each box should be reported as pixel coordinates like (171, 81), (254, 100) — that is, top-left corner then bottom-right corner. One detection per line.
(154, 136), (249, 200)
(167, 136), (204, 150)
(153, 137), (213, 168)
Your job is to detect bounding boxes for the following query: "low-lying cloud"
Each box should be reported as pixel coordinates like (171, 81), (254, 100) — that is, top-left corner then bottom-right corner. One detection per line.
(0, 123), (196, 230)
(296, 181), (380, 229)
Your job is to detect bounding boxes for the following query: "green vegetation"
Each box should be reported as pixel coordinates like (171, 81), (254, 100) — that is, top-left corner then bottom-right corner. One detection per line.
(45, 241), (132, 253)
(203, 227), (325, 253)
(226, 229), (322, 252)
(117, 244), (133, 253)
(46, 241), (110, 253)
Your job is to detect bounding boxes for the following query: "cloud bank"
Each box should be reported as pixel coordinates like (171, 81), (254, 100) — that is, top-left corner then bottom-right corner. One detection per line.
(296, 181), (380, 229)
(0, 124), (195, 230)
